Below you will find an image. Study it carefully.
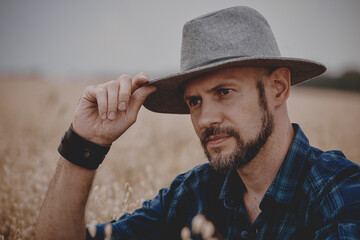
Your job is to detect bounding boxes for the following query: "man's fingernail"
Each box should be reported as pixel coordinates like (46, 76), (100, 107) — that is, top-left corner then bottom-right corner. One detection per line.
(118, 102), (127, 111)
(108, 111), (116, 120)
(101, 113), (107, 120)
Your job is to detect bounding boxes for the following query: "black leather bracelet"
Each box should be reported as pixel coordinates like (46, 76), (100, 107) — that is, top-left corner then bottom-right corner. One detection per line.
(58, 125), (111, 170)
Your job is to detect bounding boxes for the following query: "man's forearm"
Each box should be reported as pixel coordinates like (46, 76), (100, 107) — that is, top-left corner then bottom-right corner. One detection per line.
(35, 157), (96, 240)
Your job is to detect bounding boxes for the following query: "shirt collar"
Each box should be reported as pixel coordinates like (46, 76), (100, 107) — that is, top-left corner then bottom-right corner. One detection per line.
(218, 169), (245, 210)
(218, 124), (311, 210)
(261, 124), (311, 207)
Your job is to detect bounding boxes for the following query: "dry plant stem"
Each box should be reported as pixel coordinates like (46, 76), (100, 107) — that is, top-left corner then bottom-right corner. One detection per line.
(35, 157), (96, 240)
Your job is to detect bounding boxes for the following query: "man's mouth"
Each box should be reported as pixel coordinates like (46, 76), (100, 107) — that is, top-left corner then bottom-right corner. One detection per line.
(205, 134), (232, 148)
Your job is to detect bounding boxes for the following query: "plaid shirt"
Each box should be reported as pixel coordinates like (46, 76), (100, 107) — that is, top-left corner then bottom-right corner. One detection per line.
(88, 124), (360, 239)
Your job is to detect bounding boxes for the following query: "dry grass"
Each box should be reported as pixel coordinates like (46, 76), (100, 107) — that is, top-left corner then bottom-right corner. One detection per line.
(0, 76), (359, 239)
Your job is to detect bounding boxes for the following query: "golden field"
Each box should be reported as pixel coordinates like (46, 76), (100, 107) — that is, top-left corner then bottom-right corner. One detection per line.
(0, 76), (359, 239)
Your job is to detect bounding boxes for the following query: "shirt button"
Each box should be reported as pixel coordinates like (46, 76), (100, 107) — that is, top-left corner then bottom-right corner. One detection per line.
(240, 230), (248, 239)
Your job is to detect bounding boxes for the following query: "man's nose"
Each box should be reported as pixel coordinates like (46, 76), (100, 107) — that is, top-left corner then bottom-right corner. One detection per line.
(197, 101), (222, 130)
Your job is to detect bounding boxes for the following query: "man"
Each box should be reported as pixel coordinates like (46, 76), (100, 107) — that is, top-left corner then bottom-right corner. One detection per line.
(35, 6), (360, 240)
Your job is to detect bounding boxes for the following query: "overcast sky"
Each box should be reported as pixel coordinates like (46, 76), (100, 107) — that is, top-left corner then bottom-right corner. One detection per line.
(0, 0), (359, 78)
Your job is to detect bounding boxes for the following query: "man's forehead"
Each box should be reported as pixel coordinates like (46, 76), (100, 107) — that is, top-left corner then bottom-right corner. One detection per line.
(182, 67), (261, 94)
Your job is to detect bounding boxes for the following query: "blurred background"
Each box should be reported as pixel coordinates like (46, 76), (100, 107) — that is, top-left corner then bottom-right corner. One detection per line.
(0, 0), (360, 80)
(0, 1), (359, 239)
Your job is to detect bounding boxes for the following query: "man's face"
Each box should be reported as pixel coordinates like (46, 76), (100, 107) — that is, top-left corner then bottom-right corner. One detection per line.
(183, 67), (274, 173)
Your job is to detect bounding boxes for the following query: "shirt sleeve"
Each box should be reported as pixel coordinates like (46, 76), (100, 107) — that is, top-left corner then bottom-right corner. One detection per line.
(86, 173), (187, 240)
(312, 162), (360, 239)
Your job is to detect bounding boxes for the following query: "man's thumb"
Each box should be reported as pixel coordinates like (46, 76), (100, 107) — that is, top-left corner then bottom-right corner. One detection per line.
(128, 85), (157, 115)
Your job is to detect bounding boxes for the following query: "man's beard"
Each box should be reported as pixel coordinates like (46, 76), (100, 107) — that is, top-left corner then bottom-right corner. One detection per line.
(200, 81), (274, 173)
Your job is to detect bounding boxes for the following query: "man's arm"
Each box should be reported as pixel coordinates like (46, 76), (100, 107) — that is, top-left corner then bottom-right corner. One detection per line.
(35, 158), (95, 239)
(35, 73), (156, 240)
(311, 161), (360, 239)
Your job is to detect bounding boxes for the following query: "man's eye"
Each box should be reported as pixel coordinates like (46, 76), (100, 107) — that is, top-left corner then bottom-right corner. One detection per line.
(188, 98), (201, 107)
(218, 88), (232, 96)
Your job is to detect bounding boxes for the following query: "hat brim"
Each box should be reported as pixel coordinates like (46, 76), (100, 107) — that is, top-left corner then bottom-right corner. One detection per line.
(143, 57), (326, 114)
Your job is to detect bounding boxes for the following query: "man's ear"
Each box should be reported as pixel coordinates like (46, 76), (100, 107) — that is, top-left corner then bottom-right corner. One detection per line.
(269, 68), (291, 107)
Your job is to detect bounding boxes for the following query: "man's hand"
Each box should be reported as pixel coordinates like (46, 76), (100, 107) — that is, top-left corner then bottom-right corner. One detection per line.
(72, 73), (156, 146)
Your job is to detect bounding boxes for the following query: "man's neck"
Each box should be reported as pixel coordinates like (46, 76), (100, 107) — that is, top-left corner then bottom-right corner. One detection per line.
(237, 120), (294, 225)
(237, 121), (294, 197)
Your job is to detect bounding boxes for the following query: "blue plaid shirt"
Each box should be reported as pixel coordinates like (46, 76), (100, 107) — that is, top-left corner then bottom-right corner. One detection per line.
(88, 124), (360, 239)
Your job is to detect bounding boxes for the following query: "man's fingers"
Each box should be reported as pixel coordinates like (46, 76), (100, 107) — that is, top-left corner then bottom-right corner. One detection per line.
(117, 75), (132, 111)
(128, 85), (157, 119)
(132, 73), (150, 93)
(106, 80), (120, 120)
(93, 86), (108, 120)
(82, 73), (153, 121)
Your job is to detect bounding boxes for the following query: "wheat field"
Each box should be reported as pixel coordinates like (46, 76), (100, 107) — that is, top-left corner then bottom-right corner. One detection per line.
(0, 76), (359, 239)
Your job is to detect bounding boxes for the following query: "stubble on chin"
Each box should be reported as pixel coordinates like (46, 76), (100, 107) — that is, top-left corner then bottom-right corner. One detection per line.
(201, 127), (244, 174)
(206, 147), (244, 174)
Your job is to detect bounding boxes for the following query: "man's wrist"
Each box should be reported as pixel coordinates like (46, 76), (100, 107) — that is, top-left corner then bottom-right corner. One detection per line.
(58, 124), (111, 170)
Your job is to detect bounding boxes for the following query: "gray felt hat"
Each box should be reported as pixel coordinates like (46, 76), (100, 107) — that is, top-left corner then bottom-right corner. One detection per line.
(143, 6), (326, 114)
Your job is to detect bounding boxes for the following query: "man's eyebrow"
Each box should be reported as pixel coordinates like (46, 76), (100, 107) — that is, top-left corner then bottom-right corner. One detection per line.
(209, 81), (238, 92)
(183, 94), (199, 101)
(210, 83), (231, 91)
(183, 81), (238, 100)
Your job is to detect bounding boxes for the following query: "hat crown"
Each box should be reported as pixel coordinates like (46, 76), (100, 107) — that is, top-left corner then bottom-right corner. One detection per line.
(143, 6), (326, 114)
(180, 6), (281, 71)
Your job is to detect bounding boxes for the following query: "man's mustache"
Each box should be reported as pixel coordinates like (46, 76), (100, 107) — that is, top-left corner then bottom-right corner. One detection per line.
(200, 126), (240, 144)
